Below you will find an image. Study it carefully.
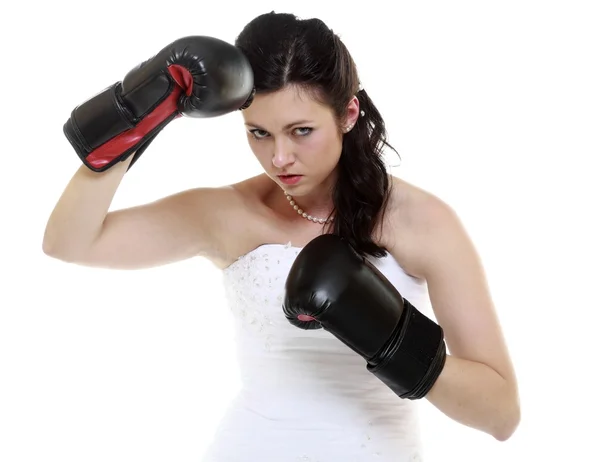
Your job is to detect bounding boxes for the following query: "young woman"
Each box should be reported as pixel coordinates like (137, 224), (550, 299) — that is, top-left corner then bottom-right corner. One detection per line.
(43, 11), (520, 461)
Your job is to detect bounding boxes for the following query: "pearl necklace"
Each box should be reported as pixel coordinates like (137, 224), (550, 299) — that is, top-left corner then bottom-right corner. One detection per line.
(284, 190), (334, 224)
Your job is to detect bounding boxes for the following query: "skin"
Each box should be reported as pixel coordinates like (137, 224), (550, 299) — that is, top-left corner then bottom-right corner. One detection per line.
(43, 83), (520, 442)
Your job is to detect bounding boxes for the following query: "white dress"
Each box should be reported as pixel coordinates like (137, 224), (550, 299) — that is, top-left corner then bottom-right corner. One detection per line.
(201, 243), (435, 461)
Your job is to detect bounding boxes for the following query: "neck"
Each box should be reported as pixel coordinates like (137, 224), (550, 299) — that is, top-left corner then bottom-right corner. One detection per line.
(275, 182), (335, 224)
(290, 172), (336, 216)
(291, 189), (333, 213)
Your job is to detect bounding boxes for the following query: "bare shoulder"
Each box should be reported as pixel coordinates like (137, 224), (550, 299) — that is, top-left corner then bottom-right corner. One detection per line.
(170, 173), (267, 219)
(382, 175), (470, 278)
(207, 173), (284, 268)
(386, 176), (456, 224)
(161, 181), (247, 221)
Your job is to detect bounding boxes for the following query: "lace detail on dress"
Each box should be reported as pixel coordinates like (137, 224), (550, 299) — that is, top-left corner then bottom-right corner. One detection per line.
(222, 243), (303, 351)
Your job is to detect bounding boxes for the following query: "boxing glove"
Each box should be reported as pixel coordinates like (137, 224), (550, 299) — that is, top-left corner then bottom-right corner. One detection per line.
(282, 234), (447, 400)
(64, 36), (255, 172)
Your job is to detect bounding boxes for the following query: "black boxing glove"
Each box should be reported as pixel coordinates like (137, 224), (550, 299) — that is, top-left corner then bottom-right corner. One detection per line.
(282, 234), (447, 400)
(64, 35), (255, 172)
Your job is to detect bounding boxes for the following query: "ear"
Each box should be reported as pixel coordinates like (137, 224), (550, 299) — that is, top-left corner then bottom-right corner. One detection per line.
(341, 96), (360, 133)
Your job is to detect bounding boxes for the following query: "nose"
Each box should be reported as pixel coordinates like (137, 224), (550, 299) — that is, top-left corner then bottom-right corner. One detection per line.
(272, 138), (295, 169)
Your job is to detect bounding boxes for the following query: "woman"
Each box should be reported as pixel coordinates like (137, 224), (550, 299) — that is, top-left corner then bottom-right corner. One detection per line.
(43, 11), (520, 461)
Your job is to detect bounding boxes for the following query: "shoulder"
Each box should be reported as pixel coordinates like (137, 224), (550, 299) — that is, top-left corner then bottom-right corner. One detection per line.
(160, 182), (245, 221)
(199, 173), (286, 267)
(392, 176), (461, 234)
(151, 174), (268, 264)
(382, 176), (473, 279)
(170, 173), (267, 211)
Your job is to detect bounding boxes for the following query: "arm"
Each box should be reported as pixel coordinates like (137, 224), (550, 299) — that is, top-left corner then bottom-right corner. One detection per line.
(406, 195), (520, 441)
(42, 164), (237, 270)
(282, 190), (519, 441)
(43, 35), (254, 269)
(42, 159), (131, 261)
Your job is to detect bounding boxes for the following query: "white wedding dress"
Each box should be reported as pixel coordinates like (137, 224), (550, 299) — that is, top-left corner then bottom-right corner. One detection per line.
(201, 242), (435, 461)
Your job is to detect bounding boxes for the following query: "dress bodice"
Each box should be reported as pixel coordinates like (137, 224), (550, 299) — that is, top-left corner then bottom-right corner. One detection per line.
(202, 242), (433, 461)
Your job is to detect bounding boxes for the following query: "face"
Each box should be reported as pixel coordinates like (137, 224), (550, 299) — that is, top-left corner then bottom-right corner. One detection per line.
(241, 85), (358, 198)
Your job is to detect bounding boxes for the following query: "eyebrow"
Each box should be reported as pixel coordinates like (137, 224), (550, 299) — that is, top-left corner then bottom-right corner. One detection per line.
(244, 119), (314, 130)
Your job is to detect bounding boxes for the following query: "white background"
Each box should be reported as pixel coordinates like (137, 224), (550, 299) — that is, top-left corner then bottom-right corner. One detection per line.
(1, 1), (599, 461)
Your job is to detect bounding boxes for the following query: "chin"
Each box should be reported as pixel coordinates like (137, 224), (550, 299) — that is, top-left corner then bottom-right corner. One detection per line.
(280, 182), (312, 196)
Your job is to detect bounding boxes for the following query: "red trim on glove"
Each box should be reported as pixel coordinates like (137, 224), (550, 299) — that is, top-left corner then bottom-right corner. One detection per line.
(297, 314), (317, 322)
(168, 64), (194, 96)
(85, 65), (194, 169)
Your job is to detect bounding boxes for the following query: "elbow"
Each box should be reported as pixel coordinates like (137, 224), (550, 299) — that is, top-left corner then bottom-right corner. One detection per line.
(493, 416), (520, 442)
(41, 236), (79, 264)
(42, 226), (63, 259)
(42, 235), (67, 261)
(492, 393), (521, 442)
(42, 244), (70, 263)
(42, 237), (57, 258)
(42, 236), (60, 259)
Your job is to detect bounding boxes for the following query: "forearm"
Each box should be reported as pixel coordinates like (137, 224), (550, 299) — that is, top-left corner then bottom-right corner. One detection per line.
(425, 355), (520, 441)
(43, 160), (130, 258)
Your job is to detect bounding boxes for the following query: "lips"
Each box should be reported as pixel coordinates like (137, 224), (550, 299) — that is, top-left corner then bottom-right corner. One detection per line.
(278, 174), (303, 185)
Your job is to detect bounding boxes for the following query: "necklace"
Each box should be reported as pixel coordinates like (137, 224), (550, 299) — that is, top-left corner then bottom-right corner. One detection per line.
(284, 190), (334, 224)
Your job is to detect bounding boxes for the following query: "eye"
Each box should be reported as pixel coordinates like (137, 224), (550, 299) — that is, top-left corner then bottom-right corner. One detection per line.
(249, 129), (269, 139)
(295, 127), (313, 136)
(248, 127), (313, 140)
